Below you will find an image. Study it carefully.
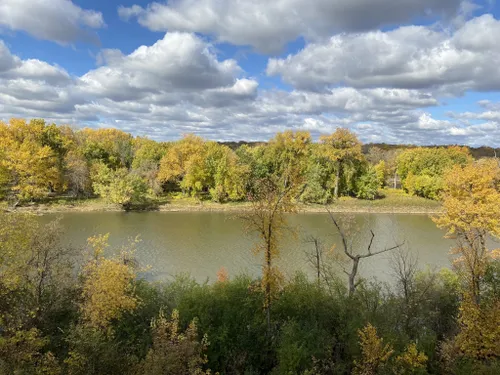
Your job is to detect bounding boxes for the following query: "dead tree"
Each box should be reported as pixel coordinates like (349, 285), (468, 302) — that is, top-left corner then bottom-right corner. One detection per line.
(305, 235), (324, 286)
(326, 208), (404, 296)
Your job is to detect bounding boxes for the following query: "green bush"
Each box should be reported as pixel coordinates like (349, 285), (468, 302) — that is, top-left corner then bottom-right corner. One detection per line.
(356, 168), (380, 200)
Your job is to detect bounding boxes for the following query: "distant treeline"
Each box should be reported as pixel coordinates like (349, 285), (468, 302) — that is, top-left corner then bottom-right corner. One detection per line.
(0, 119), (497, 208)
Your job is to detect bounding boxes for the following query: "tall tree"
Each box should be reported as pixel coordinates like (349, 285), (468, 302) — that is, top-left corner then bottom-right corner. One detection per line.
(433, 159), (500, 364)
(264, 130), (311, 189)
(433, 159), (500, 303)
(242, 177), (297, 328)
(320, 128), (363, 198)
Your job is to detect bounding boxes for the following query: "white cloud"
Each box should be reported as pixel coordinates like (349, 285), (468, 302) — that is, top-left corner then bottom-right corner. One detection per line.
(0, 0), (105, 45)
(417, 113), (453, 130)
(79, 32), (244, 101)
(0, 40), (20, 72)
(118, 0), (463, 52)
(1, 29), (499, 147)
(267, 14), (500, 94)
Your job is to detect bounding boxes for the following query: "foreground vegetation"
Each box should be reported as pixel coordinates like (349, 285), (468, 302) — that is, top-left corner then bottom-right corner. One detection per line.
(0, 119), (491, 211)
(1, 155), (499, 374)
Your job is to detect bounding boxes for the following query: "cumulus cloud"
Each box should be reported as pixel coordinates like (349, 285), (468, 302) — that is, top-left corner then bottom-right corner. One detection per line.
(79, 32), (244, 101)
(1, 26), (498, 146)
(118, 0), (463, 52)
(267, 14), (500, 94)
(0, 0), (105, 45)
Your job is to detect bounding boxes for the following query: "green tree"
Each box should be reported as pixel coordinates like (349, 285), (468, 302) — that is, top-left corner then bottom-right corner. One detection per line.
(397, 147), (471, 199)
(92, 163), (149, 209)
(263, 130), (311, 189)
(79, 128), (134, 169)
(319, 128), (364, 198)
(356, 167), (380, 200)
(205, 143), (248, 202)
(374, 161), (386, 188)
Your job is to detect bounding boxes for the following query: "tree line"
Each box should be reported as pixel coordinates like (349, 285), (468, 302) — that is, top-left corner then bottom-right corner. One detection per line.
(0, 151), (499, 374)
(1, 119), (491, 209)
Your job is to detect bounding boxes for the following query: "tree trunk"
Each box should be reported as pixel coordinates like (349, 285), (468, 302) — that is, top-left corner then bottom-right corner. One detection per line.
(316, 242), (321, 286)
(348, 257), (360, 296)
(265, 225), (272, 331)
(393, 172), (397, 189)
(334, 162), (341, 198)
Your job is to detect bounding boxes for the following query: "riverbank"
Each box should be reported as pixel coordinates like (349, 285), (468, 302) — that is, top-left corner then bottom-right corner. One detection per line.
(3, 189), (441, 215)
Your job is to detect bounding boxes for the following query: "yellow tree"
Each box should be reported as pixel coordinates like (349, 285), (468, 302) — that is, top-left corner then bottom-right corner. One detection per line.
(394, 343), (428, 374)
(0, 213), (69, 375)
(320, 128), (363, 198)
(0, 120), (60, 204)
(265, 130), (311, 188)
(353, 323), (393, 375)
(66, 234), (140, 375)
(433, 159), (500, 302)
(157, 134), (206, 194)
(374, 160), (386, 188)
(79, 234), (139, 331)
(434, 160), (500, 363)
(242, 177), (297, 328)
(453, 294), (500, 360)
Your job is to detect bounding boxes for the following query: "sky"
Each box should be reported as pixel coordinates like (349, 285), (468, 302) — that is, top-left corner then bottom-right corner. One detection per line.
(1, 0), (500, 146)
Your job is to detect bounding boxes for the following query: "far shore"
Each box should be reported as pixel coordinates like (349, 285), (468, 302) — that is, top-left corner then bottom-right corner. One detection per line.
(5, 192), (442, 216)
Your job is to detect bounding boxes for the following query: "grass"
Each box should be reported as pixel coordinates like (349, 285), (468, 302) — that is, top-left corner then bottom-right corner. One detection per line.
(6, 188), (441, 214)
(155, 189), (441, 214)
(327, 188), (441, 212)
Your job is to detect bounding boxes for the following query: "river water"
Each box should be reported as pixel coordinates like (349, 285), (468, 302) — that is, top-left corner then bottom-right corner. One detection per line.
(39, 211), (454, 285)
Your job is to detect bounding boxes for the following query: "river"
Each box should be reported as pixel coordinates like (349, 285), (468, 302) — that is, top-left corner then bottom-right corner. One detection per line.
(39, 211), (454, 285)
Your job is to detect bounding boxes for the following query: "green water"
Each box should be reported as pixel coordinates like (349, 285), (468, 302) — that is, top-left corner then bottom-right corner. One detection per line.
(39, 211), (453, 284)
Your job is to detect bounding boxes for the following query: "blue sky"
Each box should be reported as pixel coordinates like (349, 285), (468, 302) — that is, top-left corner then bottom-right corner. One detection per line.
(1, 0), (500, 146)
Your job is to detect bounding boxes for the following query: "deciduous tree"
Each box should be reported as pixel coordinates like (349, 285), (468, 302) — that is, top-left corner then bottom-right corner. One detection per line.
(353, 323), (393, 375)
(433, 159), (500, 302)
(242, 177), (297, 328)
(320, 128), (363, 198)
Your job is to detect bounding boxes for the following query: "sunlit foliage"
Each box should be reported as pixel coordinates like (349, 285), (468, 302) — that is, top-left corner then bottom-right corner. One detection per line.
(80, 234), (139, 331)
(138, 309), (212, 375)
(91, 163), (150, 209)
(397, 147), (471, 199)
(434, 159), (500, 301)
(320, 128), (364, 198)
(353, 323), (393, 375)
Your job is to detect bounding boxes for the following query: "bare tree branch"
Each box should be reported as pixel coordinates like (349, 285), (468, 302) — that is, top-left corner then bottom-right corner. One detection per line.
(326, 208), (405, 296)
